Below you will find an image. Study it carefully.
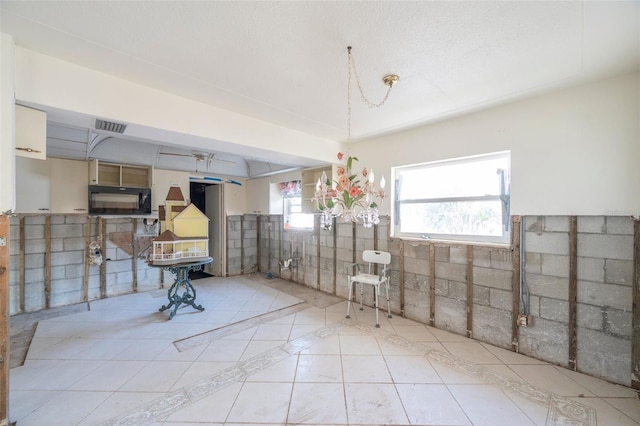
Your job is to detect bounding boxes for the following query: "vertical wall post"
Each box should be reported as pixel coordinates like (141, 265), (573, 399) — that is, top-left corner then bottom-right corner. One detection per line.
(44, 215), (51, 309)
(631, 218), (640, 389)
(19, 216), (25, 313)
(0, 215), (9, 425)
(256, 216), (261, 272)
(316, 215), (321, 290)
(568, 216), (578, 371)
(98, 217), (106, 298)
(466, 245), (474, 338)
(511, 215), (521, 352)
(131, 218), (138, 293)
(429, 243), (436, 327)
(399, 241), (405, 317)
(83, 216), (90, 302)
(240, 215), (245, 274)
(332, 217), (337, 295)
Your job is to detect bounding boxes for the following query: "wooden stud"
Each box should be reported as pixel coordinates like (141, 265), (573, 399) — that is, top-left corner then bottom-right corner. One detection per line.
(83, 216), (90, 302)
(568, 216), (578, 371)
(256, 216), (261, 272)
(19, 216), (25, 313)
(131, 218), (138, 293)
(429, 243), (436, 326)
(466, 245), (474, 339)
(399, 241), (405, 317)
(511, 215), (521, 352)
(44, 216), (51, 309)
(99, 217), (107, 299)
(0, 215), (10, 424)
(631, 218), (640, 389)
(267, 216), (272, 275)
(332, 216), (337, 295)
(316, 215), (321, 290)
(225, 216), (230, 277)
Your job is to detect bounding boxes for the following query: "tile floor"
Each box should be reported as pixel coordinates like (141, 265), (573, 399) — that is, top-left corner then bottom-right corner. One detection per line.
(9, 275), (640, 426)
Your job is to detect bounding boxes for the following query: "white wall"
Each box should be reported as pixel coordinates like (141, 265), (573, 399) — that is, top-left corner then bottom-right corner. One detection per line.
(13, 46), (342, 166)
(0, 34), (15, 213)
(352, 72), (640, 216)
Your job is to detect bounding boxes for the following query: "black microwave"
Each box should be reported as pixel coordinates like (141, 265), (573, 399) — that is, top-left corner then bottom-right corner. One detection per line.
(88, 185), (152, 215)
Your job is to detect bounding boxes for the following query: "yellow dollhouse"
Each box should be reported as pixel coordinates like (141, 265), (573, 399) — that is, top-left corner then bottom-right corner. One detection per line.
(150, 185), (210, 265)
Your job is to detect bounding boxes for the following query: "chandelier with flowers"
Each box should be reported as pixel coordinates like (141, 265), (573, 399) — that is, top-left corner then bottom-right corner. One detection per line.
(314, 152), (386, 229)
(312, 47), (397, 229)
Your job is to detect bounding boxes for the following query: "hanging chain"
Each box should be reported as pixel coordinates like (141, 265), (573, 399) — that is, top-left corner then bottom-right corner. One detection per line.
(348, 47), (394, 109)
(346, 46), (396, 141)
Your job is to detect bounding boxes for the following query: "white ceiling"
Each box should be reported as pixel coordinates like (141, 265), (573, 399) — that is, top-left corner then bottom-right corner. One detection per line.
(1, 1), (639, 177)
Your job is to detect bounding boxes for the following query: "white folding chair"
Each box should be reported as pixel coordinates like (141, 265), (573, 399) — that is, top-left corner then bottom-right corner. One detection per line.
(346, 250), (392, 327)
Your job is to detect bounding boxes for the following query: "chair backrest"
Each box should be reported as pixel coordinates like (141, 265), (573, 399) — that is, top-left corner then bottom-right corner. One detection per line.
(362, 250), (391, 266)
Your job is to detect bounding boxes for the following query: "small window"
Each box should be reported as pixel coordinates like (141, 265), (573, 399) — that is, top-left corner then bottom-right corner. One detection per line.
(284, 197), (314, 230)
(392, 151), (510, 244)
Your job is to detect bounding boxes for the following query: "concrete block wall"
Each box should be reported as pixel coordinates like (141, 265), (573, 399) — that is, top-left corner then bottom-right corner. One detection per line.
(226, 215), (242, 276)
(242, 214), (637, 387)
(575, 216), (633, 385)
(9, 215), (162, 315)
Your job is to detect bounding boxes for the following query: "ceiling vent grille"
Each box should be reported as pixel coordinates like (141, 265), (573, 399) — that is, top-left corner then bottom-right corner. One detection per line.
(95, 119), (127, 134)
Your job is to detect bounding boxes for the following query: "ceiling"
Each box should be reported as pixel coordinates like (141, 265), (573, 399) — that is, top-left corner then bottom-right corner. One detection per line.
(2, 1), (639, 178)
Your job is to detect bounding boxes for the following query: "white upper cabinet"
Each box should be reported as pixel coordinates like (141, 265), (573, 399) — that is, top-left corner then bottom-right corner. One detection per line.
(15, 105), (46, 160)
(15, 156), (51, 213)
(50, 158), (88, 213)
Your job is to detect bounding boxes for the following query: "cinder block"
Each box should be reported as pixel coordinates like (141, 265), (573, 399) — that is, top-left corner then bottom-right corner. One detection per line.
(62, 237), (86, 252)
(525, 231), (569, 255)
(524, 252), (541, 274)
(473, 248), (491, 268)
(576, 327), (631, 386)
(473, 267), (512, 291)
(434, 246), (450, 262)
(435, 279), (448, 296)
(606, 216), (634, 235)
(577, 280), (632, 311)
(24, 225), (45, 240)
(539, 297), (569, 323)
(434, 296), (467, 336)
(604, 308), (632, 338)
(544, 216), (569, 232)
(578, 234), (633, 261)
(24, 268), (44, 284)
(576, 303), (604, 331)
(448, 281), (467, 301)
(489, 288), (512, 311)
(525, 216), (544, 234)
(490, 249), (512, 271)
(525, 273), (568, 300)
(519, 317), (568, 366)
(473, 286), (490, 306)
(541, 254), (569, 278)
(604, 259), (632, 285)
(471, 305), (512, 349)
(24, 239), (46, 254)
(435, 261), (466, 282)
(24, 253), (45, 269)
(577, 257), (605, 282)
(404, 256), (429, 276)
(449, 246), (468, 265)
(577, 216), (605, 234)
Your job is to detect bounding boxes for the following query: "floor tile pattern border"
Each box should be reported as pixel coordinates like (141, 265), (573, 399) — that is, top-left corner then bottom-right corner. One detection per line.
(103, 317), (595, 426)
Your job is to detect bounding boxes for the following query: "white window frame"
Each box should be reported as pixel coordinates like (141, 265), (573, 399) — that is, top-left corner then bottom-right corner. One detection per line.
(392, 151), (511, 244)
(283, 196), (314, 231)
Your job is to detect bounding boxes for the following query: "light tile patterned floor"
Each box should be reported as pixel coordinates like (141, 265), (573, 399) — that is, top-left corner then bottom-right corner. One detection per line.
(9, 275), (640, 425)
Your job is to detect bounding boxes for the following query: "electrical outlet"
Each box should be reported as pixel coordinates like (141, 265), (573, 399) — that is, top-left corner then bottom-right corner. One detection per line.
(0, 237), (5, 246)
(518, 314), (533, 327)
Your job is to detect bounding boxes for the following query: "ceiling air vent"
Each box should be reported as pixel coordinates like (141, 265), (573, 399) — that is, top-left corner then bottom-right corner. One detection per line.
(95, 119), (127, 134)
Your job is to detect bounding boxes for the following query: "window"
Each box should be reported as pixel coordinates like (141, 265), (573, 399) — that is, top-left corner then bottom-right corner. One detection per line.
(284, 197), (314, 230)
(393, 151), (510, 244)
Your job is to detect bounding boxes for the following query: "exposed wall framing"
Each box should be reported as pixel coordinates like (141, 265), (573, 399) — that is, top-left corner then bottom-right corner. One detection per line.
(510, 215), (521, 352)
(0, 215), (9, 423)
(632, 218), (640, 389)
(466, 245), (473, 338)
(568, 216), (578, 371)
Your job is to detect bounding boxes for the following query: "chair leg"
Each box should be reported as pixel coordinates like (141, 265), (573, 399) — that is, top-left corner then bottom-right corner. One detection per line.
(374, 284), (380, 328)
(346, 279), (353, 319)
(359, 282), (364, 311)
(385, 280), (392, 319)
